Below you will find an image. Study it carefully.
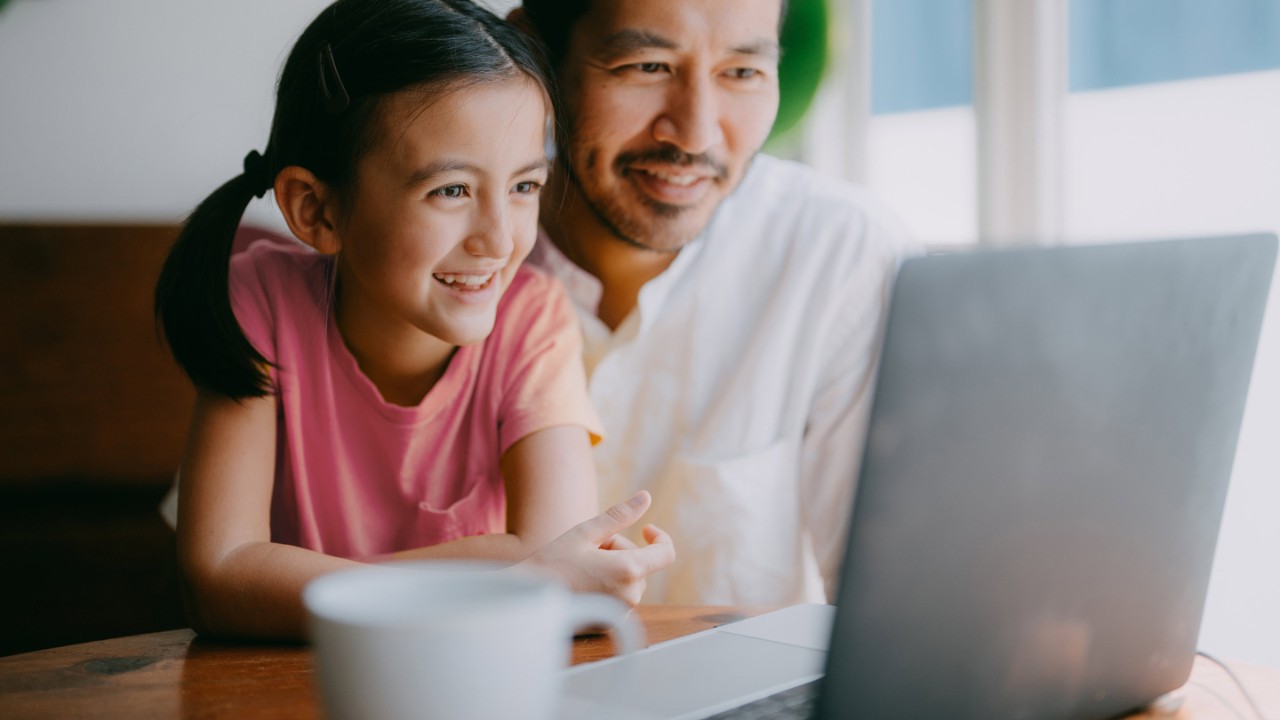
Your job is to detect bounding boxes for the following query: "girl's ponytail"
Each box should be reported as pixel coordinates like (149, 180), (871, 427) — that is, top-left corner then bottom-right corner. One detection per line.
(154, 151), (274, 399)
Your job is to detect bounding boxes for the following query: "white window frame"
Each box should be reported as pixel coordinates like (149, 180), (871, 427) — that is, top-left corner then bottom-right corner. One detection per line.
(802, 0), (1069, 247)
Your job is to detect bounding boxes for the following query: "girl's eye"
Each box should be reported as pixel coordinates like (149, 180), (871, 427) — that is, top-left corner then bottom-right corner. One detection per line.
(430, 184), (467, 199)
(513, 180), (543, 195)
(728, 67), (760, 80)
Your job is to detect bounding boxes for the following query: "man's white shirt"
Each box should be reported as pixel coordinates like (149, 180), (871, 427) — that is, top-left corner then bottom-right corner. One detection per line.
(527, 155), (915, 605)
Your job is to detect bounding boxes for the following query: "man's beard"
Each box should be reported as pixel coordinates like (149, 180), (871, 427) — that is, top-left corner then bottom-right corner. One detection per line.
(566, 145), (731, 254)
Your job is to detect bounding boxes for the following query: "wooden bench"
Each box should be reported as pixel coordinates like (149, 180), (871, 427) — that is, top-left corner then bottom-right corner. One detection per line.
(0, 224), (193, 655)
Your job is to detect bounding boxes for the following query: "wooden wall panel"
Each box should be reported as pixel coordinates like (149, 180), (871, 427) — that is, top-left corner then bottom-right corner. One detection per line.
(0, 225), (193, 483)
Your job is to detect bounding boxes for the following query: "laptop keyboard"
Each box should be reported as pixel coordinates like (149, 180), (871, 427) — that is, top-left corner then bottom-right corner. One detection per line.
(704, 680), (820, 719)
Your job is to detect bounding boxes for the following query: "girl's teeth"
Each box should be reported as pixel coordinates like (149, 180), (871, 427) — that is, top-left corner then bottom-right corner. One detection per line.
(433, 273), (493, 287)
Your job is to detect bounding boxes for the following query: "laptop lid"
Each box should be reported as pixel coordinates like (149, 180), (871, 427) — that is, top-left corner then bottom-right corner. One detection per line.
(816, 233), (1276, 720)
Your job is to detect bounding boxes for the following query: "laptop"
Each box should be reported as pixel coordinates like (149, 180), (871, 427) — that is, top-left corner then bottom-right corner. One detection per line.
(559, 233), (1277, 720)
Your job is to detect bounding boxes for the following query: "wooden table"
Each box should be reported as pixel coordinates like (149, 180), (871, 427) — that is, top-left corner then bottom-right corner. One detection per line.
(1, 605), (1276, 719)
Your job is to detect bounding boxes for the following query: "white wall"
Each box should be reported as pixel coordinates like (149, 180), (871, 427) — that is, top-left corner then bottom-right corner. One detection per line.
(0, 0), (330, 226)
(0, 0), (521, 225)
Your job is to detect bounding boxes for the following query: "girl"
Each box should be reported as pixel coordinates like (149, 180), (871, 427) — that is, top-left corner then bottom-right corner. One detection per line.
(155, 0), (673, 640)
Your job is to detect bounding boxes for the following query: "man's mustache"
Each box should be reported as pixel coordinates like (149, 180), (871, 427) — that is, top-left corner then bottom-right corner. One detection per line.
(615, 147), (730, 180)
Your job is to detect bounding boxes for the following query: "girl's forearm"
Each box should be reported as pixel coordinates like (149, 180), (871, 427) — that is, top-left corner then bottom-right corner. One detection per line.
(186, 533), (543, 640)
(380, 532), (532, 564)
(181, 541), (361, 641)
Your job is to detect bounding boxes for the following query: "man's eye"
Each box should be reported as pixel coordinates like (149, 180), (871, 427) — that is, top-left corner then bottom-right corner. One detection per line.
(623, 62), (667, 74)
(430, 184), (467, 199)
(728, 68), (760, 80)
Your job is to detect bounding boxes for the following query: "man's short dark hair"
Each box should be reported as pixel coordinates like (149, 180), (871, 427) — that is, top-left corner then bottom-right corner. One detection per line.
(521, 0), (789, 70)
(520, 0), (589, 69)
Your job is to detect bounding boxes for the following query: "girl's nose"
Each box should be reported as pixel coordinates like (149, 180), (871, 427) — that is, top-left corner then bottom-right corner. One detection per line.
(463, 205), (515, 258)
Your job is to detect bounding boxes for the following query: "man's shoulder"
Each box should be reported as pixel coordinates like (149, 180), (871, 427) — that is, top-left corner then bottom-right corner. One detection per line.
(710, 155), (915, 262)
(739, 155), (883, 213)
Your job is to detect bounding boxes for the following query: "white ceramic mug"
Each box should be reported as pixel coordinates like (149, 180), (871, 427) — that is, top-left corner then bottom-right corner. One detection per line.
(303, 561), (642, 720)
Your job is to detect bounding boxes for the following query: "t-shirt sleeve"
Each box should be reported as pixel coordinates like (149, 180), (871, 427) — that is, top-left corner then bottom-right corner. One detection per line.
(495, 270), (604, 454)
(227, 240), (281, 392)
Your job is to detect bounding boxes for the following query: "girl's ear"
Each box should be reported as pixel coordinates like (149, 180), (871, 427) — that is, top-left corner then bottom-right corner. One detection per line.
(274, 166), (342, 255)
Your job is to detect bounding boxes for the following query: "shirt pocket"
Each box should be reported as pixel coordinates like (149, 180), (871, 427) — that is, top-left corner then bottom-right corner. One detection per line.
(413, 475), (505, 548)
(666, 438), (804, 604)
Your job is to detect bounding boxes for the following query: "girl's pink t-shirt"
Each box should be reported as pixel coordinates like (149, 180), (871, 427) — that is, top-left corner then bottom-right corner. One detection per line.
(229, 239), (602, 559)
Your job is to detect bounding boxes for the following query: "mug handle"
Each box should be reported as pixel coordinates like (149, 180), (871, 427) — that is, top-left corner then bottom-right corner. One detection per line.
(564, 593), (645, 656)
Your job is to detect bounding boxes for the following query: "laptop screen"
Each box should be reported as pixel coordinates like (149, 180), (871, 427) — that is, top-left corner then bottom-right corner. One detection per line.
(819, 234), (1276, 720)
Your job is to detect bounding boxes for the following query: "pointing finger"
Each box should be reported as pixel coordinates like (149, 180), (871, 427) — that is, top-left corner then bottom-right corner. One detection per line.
(578, 491), (652, 544)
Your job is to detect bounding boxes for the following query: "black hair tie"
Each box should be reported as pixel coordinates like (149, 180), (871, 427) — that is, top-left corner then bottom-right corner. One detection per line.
(242, 150), (271, 199)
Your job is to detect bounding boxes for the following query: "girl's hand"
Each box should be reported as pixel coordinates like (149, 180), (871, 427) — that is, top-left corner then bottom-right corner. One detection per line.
(520, 491), (675, 606)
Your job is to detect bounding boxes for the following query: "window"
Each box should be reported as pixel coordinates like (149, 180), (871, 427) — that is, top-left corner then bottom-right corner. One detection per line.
(799, 0), (1280, 667)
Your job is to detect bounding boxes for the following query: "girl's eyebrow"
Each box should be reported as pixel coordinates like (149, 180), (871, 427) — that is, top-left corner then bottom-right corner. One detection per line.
(407, 160), (474, 188)
(514, 157), (553, 177)
(407, 157), (551, 188)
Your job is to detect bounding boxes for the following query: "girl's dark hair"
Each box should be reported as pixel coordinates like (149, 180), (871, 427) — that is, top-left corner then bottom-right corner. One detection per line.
(155, 0), (557, 399)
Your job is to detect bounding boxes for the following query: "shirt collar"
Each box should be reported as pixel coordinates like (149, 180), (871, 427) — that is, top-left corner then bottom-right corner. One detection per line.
(634, 235), (703, 332)
(526, 228), (603, 314)
(527, 226), (705, 336)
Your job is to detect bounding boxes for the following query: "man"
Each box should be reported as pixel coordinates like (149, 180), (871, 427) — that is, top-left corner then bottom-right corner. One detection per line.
(516, 0), (915, 605)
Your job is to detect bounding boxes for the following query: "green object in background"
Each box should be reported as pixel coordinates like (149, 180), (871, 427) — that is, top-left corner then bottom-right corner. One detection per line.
(771, 0), (830, 143)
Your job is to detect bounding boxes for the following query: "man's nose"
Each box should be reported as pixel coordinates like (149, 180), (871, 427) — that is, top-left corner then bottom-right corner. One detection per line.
(652, 74), (724, 155)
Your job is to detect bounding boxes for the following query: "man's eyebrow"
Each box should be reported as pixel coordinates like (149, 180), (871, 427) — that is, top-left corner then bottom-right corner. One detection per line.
(594, 30), (781, 63)
(596, 29), (680, 59)
(731, 38), (781, 60)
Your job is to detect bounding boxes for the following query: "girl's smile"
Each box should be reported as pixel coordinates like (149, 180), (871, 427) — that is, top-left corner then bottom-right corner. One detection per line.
(431, 268), (502, 304)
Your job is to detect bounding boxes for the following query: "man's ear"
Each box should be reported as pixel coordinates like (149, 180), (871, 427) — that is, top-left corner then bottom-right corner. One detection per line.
(273, 165), (341, 255)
